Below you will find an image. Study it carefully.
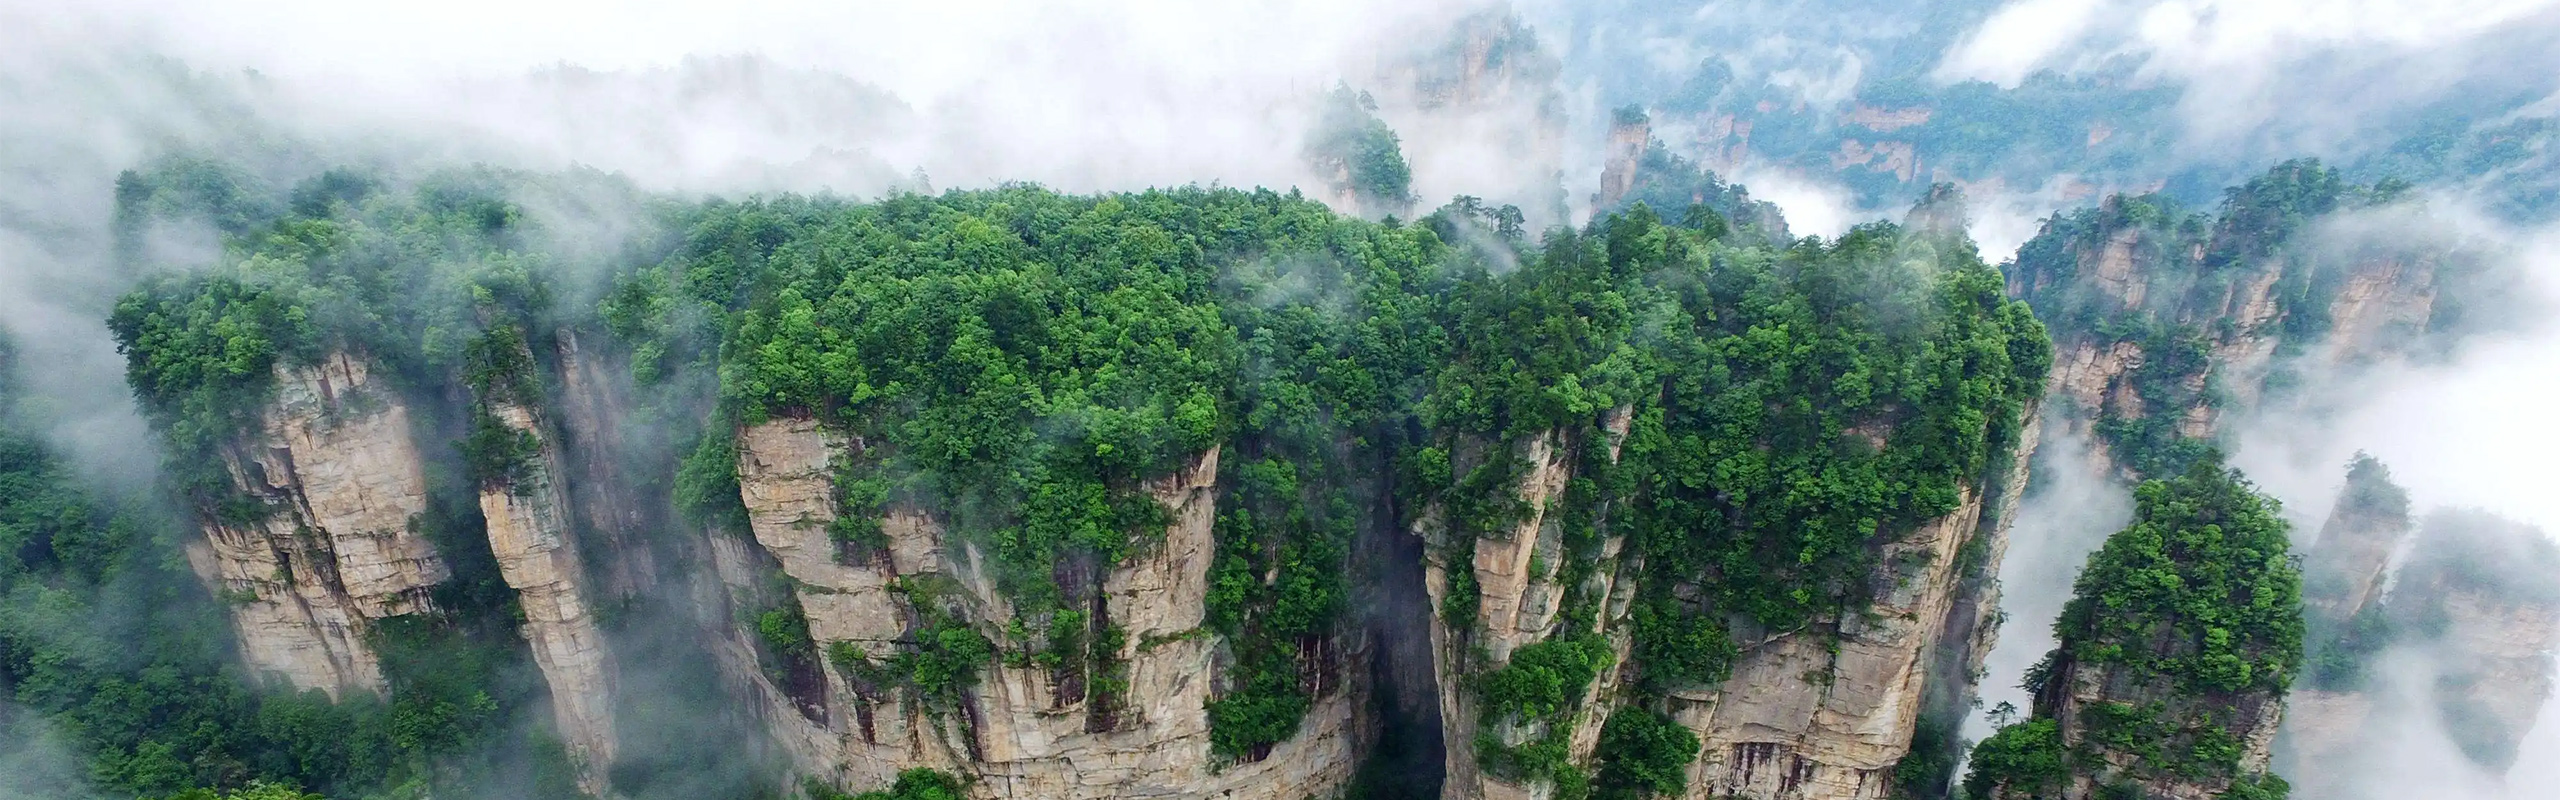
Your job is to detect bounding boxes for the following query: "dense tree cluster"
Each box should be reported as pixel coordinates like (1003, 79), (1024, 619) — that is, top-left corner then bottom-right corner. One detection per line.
(66, 160), (652, 799)
(616, 181), (2049, 779)
(1305, 85), (1418, 218)
(1415, 199), (2046, 795)
(1966, 462), (2303, 799)
(89, 143), (2064, 799)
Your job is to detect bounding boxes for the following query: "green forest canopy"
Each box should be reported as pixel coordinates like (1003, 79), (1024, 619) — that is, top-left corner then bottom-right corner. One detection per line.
(84, 154), (2054, 796)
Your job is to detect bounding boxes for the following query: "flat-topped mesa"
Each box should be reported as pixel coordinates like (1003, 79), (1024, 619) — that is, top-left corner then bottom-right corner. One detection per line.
(731, 417), (1361, 799)
(183, 352), (449, 698)
(474, 389), (619, 792)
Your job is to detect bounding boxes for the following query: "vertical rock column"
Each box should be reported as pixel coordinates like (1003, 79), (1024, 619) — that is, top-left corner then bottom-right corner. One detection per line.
(2277, 455), (2410, 796)
(186, 352), (448, 699)
(1595, 112), (1649, 211)
(1420, 419), (1625, 800)
(1668, 403), (2035, 800)
(477, 396), (620, 791)
(733, 418), (1362, 799)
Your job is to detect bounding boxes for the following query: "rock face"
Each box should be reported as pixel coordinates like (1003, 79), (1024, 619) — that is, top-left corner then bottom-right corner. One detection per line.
(2387, 511), (2560, 772)
(731, 418), (1361, 799)
(2275, 456), (2412, 798)
(475, 394), (619, 792)
(1676, 442), (2032, 800)
(2297, 456), (2411, 624)
(1420, 423), (1608, 800)
(2277, 469), (2560, 795)
(1596, 114), (1650, 212)
(2005, 188), (2447, 479)
(184, 352), (448, 699)
(2030, 663), (2284, 800)
(1423, 402), (2038, 800)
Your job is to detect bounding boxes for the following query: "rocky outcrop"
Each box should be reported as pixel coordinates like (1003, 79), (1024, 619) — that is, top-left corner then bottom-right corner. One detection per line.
(183, 352), (448, 699)
(2033, 663), (2284, 800)
(1973, 466), (2299, 800)
(2388, 510), (2560, 772)
(2277, 468), (2560, 794)
(1597, 114), (1650, 212)
(475, 394), (619, 792)
(731, 418), (1361, 799)
(1420, 420), (1611, 800)
(2413, 589), (2559, 770)
(1423, 400), (2038, 800)
(2275, 456), (2412, 796)
(2298, 455), (2411, 627)
(1678, 463), (2031, 800)
(2005, 183), (2449, 480)
(2043, 339), (2144, 474)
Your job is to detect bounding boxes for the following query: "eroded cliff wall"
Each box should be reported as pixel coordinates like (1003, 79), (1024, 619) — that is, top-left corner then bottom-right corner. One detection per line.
(475, 392), (620, 790)
(2005, 180), (2454, 481)
(184, 352), (449, 698)
(1424, 401), (2039, 800)
(1421, 421), (1622, 800)
(731, 418), (1362, 799)
(1675, 440), (2033, 800)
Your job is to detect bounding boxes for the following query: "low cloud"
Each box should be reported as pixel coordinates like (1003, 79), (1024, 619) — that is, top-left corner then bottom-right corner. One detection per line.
(1936, 0), (2560, 158)
(1968, 414), (2133, 740)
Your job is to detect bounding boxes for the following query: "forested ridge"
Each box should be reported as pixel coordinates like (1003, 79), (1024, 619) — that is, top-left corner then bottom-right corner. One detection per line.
(0, 147), (2360, 800)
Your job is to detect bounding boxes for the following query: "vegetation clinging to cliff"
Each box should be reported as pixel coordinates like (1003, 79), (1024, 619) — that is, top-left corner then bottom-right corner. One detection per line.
(1968, 460), (2303, 798)
(1409, 199), (2045, 794)
(95, 160), (640, 799)
(2047, 461), (2303, 696)
(2005, 159), (2457, 480)
(643, 184), (1461, 759)
(106, 151), (2057, 791)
